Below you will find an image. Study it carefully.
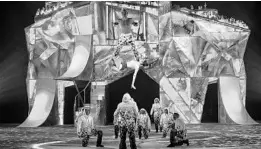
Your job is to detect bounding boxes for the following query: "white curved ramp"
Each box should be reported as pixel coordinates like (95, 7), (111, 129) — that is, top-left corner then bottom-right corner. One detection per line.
(219, 76), (257, 125)
(58, 35), (91, 79)
(19, 79), (56, 127)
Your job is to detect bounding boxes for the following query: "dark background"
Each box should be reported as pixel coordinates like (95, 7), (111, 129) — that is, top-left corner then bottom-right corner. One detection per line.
(106, 70), (159, 124)
(0, 1), (261, 123)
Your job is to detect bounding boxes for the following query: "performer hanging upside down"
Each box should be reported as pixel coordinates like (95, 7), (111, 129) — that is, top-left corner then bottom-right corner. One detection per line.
(160, 108), (171, 138)
(114, 93), (139, 149)
(150, 98), (163, 133)
(136, 108), (151, 139)
(113, 8), (139, 60)
(77, 105), (104, 147)
(167, 113), (189, 147)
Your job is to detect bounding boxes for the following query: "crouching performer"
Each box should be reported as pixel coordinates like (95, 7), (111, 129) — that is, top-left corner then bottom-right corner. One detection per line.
(160, 108), (170, 138)
(136, 108), (151, 139)
(167, 113), (189, 147)
(77, 104), (104, 147)
(150, 98), (162, 133)
(114, 93), (139, 149)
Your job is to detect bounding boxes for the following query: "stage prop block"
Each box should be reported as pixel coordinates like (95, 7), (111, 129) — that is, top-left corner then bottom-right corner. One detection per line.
(22, 1), (256, 126)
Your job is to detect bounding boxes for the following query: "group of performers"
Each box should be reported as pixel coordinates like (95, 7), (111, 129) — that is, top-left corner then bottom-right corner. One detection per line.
(76, 93), (189, 148)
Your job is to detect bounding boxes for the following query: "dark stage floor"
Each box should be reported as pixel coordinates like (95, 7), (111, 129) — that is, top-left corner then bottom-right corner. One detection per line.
(0, 123), (261, 149)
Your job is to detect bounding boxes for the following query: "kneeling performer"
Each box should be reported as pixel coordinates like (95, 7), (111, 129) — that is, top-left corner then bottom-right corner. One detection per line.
(167, 113), (189, 147)
(77, 104), (104, 147)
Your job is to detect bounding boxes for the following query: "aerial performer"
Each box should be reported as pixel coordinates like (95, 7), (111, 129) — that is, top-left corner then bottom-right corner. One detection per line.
(110, 8), (141, 89)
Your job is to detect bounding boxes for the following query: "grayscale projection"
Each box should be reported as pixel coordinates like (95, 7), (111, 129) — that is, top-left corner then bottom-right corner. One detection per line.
(219, 76), (257, 124)
(19, 79), (56, 127)
(23, 1), (256, 126)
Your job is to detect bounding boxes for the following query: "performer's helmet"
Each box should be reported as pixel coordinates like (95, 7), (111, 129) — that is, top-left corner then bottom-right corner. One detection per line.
(140, 108), (146, 114)
(81, 104), (91, 111)
(154, 98), (160, 103)
(122, 93), (131, 102)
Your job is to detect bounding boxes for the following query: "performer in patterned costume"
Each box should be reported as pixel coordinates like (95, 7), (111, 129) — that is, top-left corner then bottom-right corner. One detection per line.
(150, 98), (162, 133)
(160, 108), (171, 138)
(136, 108), (151, 139)
(76, 104), (104, 147)
(167, 113), (189, 147)
(114, 93), (139, 149)
(113, 109), (122, 139)
(113, 8), (139, 61)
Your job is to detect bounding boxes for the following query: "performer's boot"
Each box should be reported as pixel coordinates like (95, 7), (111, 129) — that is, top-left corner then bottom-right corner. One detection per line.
(138, 126), (142, 139)
(129, 129), (137, 149)
(167, 129), (177, 147)
(155, 123), (158, 133)
(96, 130), (104, 147)
(162, 131), (167, 138)
(82, 136), (89, 147)
(183, 139), (189, 146)
(114, 125), (119, 139)
(167, 143), (175, 147)
(144, 129), (148, 139)
(119, 127), (127, 149)
(160, 126), (163, 132)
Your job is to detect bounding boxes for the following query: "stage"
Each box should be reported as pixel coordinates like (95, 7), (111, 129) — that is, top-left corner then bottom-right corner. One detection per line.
(1, 123), (260, 149)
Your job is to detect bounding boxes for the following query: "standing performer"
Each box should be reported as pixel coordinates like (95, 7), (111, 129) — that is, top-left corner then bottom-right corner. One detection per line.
(77, 104), (104, 147)
(167, 113), (189, 147)
(150, 98), (162, 133)
(114, 93), (139, 149)
(136, 108), (151, 139)
(160, 108), (171, 138)
(113, 109), (122, 139)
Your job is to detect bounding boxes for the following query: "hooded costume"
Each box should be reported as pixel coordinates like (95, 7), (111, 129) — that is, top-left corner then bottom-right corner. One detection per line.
(167, 113), (189, 147)
(150, 98), (162, 132)
(76, 104), (104, 147)
(136, 108), (151, 139)
(114, 93), (139, 149)
(160, 108), (171, 138)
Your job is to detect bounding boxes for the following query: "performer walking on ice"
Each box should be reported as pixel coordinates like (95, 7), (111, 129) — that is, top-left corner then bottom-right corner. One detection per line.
(160, 108), (171, 138)
(150, 98), (162, 133)
(76, 104), (104, 147)
(114, 93), (139, 149)
(136, 108), (151, 139)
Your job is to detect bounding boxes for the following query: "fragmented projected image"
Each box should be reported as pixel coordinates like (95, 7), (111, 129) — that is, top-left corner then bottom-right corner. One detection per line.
(24, 1), (254, 124)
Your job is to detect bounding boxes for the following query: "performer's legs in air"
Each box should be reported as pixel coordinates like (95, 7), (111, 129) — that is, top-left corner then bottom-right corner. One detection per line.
(114, 125), (120, 139)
